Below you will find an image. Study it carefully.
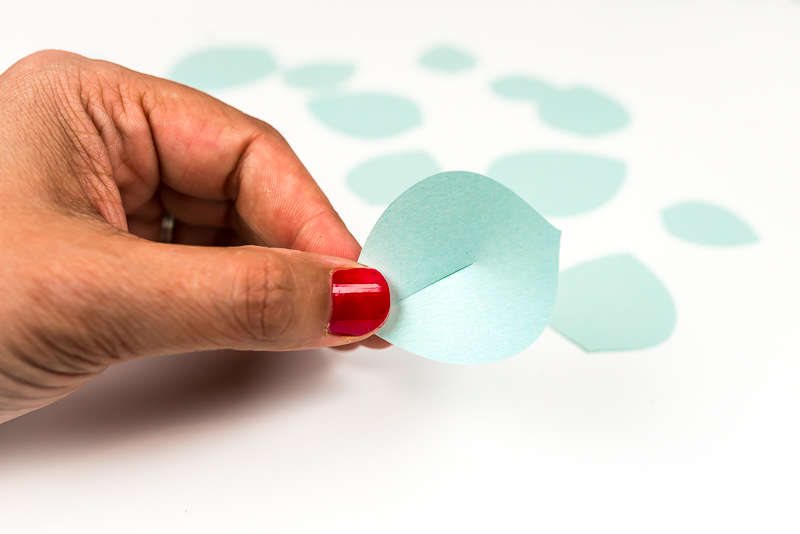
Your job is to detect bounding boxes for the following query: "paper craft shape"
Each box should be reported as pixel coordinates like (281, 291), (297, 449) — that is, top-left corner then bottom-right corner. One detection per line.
(285, 63), (354, 89)
(359, 171), (561, 364)
(309, 93), (422, 138)
(420, 45), (476, 72)
(347, 151), (440, 205)
(491, 75), (553, 100)
(488, 151), (625, 216)
(549, 254), (676, 351)
(491, 75), (630, 136)
(170, 47), (276, 91)
(662, 201), (758, 246)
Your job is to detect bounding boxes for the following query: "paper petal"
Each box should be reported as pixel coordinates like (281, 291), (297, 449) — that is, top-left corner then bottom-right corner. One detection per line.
(420, 45), (476, 72)
(169, 47), (276, 90)
(490, 75), (556, 101)
(346, 151), (440, 205)
(308, 93), (421, 138)
(662, 202), (758, 246)
(285, 63), (354, 89)
(549, 254), (676, 352)
(488, 151), (625, 216)
(359, 171), (561, 364)
(537, 86), (630, 136)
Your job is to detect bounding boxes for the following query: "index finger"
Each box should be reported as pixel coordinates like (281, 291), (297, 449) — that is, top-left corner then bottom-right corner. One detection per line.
(85, 56), (361, 260)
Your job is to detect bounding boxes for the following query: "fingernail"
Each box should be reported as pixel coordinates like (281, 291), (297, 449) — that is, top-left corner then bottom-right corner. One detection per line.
(329, 268), (391, 337)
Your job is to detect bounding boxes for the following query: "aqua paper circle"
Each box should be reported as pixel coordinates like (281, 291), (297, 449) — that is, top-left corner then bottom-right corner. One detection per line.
(359, 172), (561, 364)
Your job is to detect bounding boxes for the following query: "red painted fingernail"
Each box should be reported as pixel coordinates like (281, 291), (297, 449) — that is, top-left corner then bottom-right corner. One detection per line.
(329, 268), (391, 337)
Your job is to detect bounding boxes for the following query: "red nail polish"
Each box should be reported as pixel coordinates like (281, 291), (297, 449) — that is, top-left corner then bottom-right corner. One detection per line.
(329, 268), (391, 337)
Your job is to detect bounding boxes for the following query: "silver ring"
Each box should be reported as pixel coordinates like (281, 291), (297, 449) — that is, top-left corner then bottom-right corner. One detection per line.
(159, 213), (175, 244)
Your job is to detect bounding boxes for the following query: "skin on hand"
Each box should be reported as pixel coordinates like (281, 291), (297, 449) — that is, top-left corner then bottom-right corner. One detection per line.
(0, 50), (390, 423)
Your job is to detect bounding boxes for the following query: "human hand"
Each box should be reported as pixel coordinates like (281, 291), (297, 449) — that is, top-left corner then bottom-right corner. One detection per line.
(0, 51), (390, 423)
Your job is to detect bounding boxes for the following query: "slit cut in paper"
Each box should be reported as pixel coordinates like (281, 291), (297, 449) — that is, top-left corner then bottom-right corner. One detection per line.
(358, 171), (561, 364)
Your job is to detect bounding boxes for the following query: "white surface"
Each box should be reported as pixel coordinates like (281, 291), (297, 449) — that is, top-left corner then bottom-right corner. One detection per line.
(1, 0), (800, 532)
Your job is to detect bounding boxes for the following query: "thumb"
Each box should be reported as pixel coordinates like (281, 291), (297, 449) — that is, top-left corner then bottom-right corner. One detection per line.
(55, 237), (391, 360)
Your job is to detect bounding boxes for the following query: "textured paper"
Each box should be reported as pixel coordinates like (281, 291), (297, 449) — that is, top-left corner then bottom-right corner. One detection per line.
(359, 171), (561, 364)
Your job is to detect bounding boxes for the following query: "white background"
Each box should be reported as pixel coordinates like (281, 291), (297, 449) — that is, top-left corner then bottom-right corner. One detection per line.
(1, 0), (799, 532)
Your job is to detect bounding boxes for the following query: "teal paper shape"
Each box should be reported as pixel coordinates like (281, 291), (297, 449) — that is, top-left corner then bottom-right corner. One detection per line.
(347, 151), (440, 204)
(170, 47), (276, 90)
(309, 93), (422, 138)
(420, 45), (476, 72)
(490, 75), (630, 136)
(285, 63), (354, 89)
(537, 86), (629, 137)
(359, 171), (561, 364)
(491, 76), (556, 101)
(488, 151), (625, 216)
(549, 254), (676, 352)
(662, 202), (758, 246)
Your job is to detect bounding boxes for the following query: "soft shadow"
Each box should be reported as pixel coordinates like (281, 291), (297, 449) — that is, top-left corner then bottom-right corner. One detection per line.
(0, 349), (335, 461)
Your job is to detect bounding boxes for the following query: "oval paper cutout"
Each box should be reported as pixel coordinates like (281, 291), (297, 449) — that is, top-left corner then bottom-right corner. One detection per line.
(347, 151), (440, 205)
(662, 201), (758, 246)
(488, 151), (625, 216)
(490, 75), (556, 101)
(420, 45), (476, 72)
(308, 93), (422, 138)
(537, 86), (630, 137)
(549, 254), (676, 351)
(359, 171), (561, 364)
(285, 63), (354, 89)
(170, 47), (276, 91)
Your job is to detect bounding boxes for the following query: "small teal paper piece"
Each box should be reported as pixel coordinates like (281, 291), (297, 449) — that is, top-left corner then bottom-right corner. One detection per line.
(347, 151), (440, 204)
(490, 76), (630, 136)
(537, 86), (629, 137)
(420, 45), (476, 72)
(662, 202), (758, 246)
(308, 93), (422, 138)
(170, 47), (277, 91)
(549, 254), (676, 351)
(359, 172), (561, 364)
(285, 63), (355, 89)
(491, 76), (555, 100)
(488, 151), (625, 216)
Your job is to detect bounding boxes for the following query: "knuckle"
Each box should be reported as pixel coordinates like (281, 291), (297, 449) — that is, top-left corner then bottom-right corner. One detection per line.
(230, 252), (297, 342)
